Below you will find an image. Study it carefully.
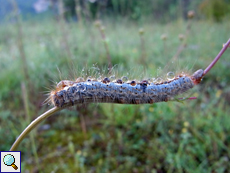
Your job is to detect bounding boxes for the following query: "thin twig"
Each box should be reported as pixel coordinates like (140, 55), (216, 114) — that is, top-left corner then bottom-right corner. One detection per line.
(203, 38), (230, 76)
(169, 11), (194, 66)
(75, 0), (83, 28)
(10, 0), (30, 83)
(95, 21), (112, 73)
(139, 28), (147, 66)
(58, 0), (74, 62)
(10, 107), (61, 151)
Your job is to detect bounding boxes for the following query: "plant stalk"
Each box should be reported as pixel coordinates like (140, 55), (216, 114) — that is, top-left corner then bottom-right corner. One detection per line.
(10, 107), (61, 151)
(203, 38), (230, 76)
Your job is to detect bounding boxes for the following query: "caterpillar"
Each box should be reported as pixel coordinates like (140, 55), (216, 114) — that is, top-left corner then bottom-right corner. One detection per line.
(49, 38), (230, 108)
(49, 69), (204, 108)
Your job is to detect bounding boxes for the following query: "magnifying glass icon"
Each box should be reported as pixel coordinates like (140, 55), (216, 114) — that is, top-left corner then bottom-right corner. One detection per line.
(3, 154), (18, 170)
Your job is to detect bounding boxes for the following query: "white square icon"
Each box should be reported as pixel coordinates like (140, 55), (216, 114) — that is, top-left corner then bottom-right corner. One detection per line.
(1, 151), (21, 173)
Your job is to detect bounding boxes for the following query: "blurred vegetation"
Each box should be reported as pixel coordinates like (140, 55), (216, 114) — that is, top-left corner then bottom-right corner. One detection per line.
(199, 0), (230, 21)
(1, 0), (230, 172)
(59, 0), (230, 22)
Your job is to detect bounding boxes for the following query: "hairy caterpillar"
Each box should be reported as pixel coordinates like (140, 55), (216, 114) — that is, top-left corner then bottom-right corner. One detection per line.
(49, 69), (204, 108)
(48, 38), (230, 108)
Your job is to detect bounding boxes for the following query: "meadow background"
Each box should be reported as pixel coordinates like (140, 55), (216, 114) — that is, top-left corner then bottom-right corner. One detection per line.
(0, 0), (230, 172)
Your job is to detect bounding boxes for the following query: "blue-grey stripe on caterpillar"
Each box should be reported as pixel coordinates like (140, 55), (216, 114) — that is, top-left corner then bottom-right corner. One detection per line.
(50, 69), (204, 107)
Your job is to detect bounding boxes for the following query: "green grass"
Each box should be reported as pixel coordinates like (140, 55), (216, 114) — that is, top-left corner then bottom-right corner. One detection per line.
(0, 18), (230, 172)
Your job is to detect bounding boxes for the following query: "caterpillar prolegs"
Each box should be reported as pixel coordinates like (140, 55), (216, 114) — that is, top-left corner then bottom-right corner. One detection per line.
(50, 69), (204, 108)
